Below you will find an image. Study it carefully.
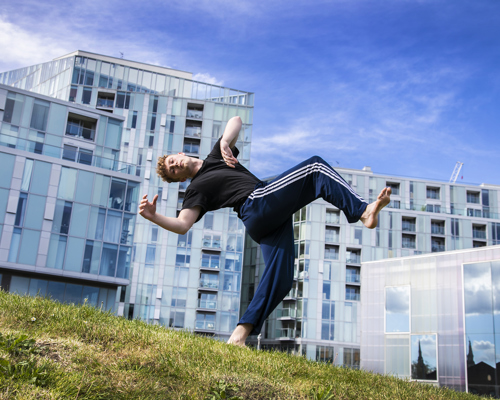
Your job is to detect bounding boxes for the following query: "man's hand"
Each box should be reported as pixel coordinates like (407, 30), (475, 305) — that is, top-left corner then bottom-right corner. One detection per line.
(221, 139), (239, 168)
(139, 194), (158, 221)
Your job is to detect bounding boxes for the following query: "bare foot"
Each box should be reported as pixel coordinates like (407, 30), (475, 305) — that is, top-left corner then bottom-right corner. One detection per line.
(228, 323), (253, 347)
(360, 187), (391, 229)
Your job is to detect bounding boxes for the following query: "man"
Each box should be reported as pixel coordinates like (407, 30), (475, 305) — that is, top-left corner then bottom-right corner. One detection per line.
(139, 116), (391, 346)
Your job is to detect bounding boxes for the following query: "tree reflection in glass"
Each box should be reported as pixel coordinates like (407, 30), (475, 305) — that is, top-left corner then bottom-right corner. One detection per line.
(385, 286), (410, 333)
(411, 335), (437, 380)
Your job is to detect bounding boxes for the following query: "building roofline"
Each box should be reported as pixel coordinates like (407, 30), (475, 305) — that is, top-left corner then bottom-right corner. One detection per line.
(0, 83), (125, 121)
(361, 244), (500, 265)
(53, 50), (193, 80)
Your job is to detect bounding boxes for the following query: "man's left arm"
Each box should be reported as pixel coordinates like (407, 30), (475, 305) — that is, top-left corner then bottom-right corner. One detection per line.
(220, 116), (242, 168)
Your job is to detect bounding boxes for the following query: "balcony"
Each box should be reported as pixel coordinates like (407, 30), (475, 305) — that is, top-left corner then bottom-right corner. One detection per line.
(66, 121), (95, 141)
(431, 244), (445, 253)
(201, 259), (220, 270)
(346, 255), (361, 264)
(195, 320), (215, 330)
(325, 233), (339, 243)
(202, 237), (221, 250)
(346, 274), (360, 284)
(473, 230), (487, 239)
(277, 308), (296, 319)
(284, 289), (297, 300)
(345, 291), (360, 301)
(199, 279), (219, 290)
(187, 109), (203, 119)
(431, 225), (445, 235)
(275, 328), (296, 340)
(96, 98), (114, 108)
(185, 126), (201, 138)
(198, 299), (217, 310)
(402, 222), (416, 232)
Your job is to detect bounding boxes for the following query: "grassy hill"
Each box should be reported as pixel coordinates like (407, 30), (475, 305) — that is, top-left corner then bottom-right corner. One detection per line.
(0, 290), (478, 399)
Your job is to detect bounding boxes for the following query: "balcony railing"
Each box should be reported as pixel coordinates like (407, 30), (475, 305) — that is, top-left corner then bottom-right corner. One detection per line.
(187, 109), (203, 119)
(473, 230), (487, 239)
(346, 274), (360, 283)
(432, 244), (445, 252)
(284, 289), (297, 299)
(277, 308), (296, 319)
(202, 238), (221, 249)
(201, 259), (220, 269)
(195, 320), (215, 330)
(65, 122), (96, 140)
(185, 126), (202, 137)
(325, 234), (339, 243)
(346, 291), (360, 301)
(198, 299), (217, 309)
(275, 328), (296, 339)
(96, 98), (114, 108)
(431, 226), (445, 235)
(402, 222), (416, 232)
(199, 279), (219, 289)
(402, 241), (416, 249)
(346, 255), (361, 264)
(326, 215), (340, 224)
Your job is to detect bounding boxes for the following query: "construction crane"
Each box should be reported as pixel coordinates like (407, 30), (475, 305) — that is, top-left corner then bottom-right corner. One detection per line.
(449, 162), (464, 183)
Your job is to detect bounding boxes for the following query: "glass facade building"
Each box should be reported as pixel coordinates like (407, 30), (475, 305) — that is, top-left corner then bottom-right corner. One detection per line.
(241, 167), (500, 368)
(361, 246), (500, 396)
(0, 50), (254, 339)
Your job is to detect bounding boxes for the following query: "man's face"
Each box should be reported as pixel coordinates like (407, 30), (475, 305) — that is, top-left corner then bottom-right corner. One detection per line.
(164, 153), (192, 182)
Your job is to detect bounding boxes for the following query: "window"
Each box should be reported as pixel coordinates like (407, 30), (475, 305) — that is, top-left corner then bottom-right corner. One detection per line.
(467, 191), (480, 204)
(325, 227), (339, 243)
(346, 267), (360, 283)
(346, 249), (360, 264)
(402, 234), (416, 249)
(30, 99), (50, 131)
(326, 210), (340, 224)
(96, 92), (114, 109)
(201, 252), (220, 269)
(431, 237), (445, 252)
(187, 104), (203, 119)
(196, 313), (215, 330)
(198, 292), (217, 309)
(345, 286), (360, 301)
(3, 92), (24, 125)
(183, 139), (200, 154)
(402, 217), (416, 232)
(14, 193), (28, 226)
(82, 87), (92, 105)
(426, 187), (440, 199)
(431, 220), (444, 235)
(386, 182), (400, 196)
(169, 310), (185, 328)
(66, 113), (97, 141)
(324, 245), (338, 260)
(385, 286), (410, 333)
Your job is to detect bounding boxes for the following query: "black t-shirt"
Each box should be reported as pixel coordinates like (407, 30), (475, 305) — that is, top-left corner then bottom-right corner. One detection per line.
(182, 138), (261, 222)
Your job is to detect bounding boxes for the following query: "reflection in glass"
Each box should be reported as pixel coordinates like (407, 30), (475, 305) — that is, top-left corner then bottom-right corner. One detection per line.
(464, 261), (499, 397)
(385, 286), (410, 333)
(411, 335), (437, 380)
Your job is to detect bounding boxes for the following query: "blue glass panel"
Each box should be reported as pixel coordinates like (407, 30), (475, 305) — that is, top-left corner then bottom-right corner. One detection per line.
(64, 283), (83, 304)
(18, 229), (40, 265)
(31, 160), (51, 196)
(9, 276), (29, 295)
(0, 152), (15, 189)
(64, 237), (85, 272)
(82, 286), (100, 306)
(46, 234), (66, 269)
(28, 279), (48, 297)
(69, 203), (89, 238)
(0, 188), (9, 224)
(116, 246), (131, 279)
(75, 170), (94, 204)
(47, 281), (65, 302)
(100, 243), (117, 277)
(24, 194), (45, 230)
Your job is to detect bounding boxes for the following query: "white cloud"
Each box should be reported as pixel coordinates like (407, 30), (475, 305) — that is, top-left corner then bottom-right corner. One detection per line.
(192, 73), (224, 86)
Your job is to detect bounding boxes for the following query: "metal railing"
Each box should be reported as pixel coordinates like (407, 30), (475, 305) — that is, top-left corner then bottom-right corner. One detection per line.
(96, 98), (114, 108)
(275, 328), (296, 339)
(65, 122), (95, 140)
(402, 222), (416, 232)
(431, 226), (445, 235)
(199, 280), (219, 289)
(346, 255), (361, 264)
(473, 230), (487, 239)
(346, 274), (360, 283)
(198, 299), (217, 309)
(184, 126), (201, 137)
(346, 292), (360, 301)
(195, 320), (215, 330)
(202, 238), (221, 249)
(187, 110), (203, 119)
(431, 244), (445, 252)
(277, 308), (296, 318)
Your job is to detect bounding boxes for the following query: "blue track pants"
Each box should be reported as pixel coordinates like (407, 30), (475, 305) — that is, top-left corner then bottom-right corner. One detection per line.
(238, 156), (368, 335)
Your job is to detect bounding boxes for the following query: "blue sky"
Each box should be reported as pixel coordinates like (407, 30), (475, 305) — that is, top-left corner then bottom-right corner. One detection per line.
(1, 0), (499, 184)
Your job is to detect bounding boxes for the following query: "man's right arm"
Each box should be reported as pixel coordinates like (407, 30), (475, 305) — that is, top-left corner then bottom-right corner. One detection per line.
(139, 194), (200, 235)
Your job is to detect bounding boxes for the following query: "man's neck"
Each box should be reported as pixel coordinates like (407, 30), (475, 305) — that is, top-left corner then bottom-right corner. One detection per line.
(190, 158), (204, 178)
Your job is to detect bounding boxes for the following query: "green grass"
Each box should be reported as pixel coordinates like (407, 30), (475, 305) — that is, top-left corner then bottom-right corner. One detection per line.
(0, 290), (479, 399)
